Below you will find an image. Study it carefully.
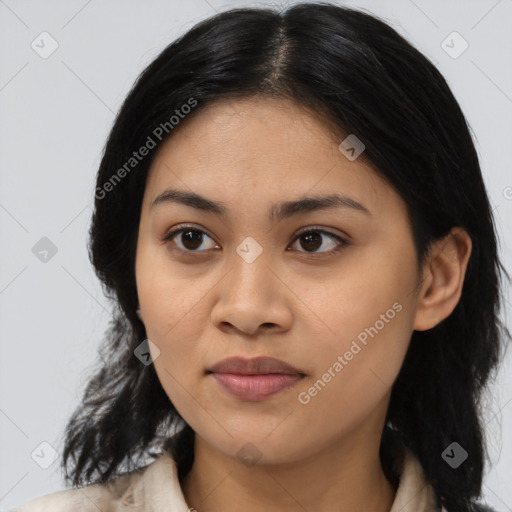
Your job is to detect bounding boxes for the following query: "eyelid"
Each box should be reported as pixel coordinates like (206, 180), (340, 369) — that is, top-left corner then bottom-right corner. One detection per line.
(294, 225), (348, 241)
(161, 223), (216, 243)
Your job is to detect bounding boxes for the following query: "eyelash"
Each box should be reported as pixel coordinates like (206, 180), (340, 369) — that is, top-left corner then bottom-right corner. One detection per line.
(161, 224), (349, 257)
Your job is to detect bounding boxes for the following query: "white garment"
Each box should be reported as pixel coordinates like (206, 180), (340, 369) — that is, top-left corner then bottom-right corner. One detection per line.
(11, 446), (445, 511)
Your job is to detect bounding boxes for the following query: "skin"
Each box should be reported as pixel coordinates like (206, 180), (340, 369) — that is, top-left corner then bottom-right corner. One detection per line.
(135, 95), (472, 512)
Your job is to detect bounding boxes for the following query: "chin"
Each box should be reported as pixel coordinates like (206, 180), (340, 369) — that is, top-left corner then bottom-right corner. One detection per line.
(204, 432), (310, 467)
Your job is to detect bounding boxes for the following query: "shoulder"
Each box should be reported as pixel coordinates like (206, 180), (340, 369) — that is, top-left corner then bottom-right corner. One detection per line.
(9, 461), (148, 512)
(9, 488), (95, 512)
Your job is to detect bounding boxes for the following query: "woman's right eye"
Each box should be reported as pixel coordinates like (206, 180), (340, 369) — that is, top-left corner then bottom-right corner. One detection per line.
(162, 226), (219, 253)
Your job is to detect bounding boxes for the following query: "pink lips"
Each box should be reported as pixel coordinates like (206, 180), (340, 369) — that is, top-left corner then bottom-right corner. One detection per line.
(207, 356), (305, 401)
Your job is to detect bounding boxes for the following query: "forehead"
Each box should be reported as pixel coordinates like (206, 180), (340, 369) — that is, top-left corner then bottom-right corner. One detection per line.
(153, 95), (349, 168)
(143, 95), (404, 221)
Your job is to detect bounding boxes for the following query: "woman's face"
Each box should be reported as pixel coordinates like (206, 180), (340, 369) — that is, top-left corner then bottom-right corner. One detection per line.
(135, 95), (423, 464)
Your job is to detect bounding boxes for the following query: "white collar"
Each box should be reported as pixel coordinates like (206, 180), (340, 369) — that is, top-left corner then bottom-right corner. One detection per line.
(118, 446), (441, 512)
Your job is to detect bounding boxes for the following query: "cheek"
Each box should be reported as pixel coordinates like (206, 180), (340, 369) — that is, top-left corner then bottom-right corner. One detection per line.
(301, 301), (411, 399)
(136, 243), (210, 339)
(135, 256), (206, 413)
(296, 260), (415, 412)
(147, 324), (207, 426)
(289, 305), (412, 456)
(136, 261), (213, 395)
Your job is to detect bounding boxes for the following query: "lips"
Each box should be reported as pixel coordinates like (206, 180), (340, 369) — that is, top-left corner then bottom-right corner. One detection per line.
(207, 356), (305, 401)
(208, 356), (304, 375)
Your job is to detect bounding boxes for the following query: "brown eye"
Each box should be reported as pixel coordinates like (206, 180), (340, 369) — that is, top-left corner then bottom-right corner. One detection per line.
(289, 228), (348, 255)
(163, 226), (218, 252)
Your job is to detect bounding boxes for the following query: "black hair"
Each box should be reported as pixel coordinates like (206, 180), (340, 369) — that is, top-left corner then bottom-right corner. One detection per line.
(61, 4), (510, 512)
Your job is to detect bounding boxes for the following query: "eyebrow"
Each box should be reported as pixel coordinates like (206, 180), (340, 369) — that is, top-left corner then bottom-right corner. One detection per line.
(150, 188), (372, 222)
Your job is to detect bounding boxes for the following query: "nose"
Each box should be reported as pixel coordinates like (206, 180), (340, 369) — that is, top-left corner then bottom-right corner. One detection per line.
(210, 249), (293, 337)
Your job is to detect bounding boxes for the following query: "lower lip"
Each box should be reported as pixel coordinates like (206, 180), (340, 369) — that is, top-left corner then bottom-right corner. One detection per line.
(211, 372), (304, 401)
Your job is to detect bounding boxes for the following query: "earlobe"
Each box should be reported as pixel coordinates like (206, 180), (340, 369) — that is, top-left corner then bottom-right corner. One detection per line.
(136, 308), (144, 322)
(413, 227), (472, 332)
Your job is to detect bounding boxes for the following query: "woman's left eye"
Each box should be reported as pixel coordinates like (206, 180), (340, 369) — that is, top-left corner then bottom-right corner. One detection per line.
(162, 225), (348, 256)
(289, 228), (348, 255)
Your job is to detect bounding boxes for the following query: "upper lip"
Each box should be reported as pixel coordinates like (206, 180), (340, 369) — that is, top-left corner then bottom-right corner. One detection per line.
(208, 356), (305, 376)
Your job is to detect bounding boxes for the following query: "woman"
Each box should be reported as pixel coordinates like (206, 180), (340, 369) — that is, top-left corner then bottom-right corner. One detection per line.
(13, 3), (508, 511)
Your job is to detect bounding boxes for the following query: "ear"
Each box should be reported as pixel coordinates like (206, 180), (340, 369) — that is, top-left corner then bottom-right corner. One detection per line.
(136, 308), (144, 322)
(413, 227), (472, 331)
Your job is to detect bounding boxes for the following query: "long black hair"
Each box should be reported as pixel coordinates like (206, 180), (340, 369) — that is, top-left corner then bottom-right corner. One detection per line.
(61, 4), (510, 512)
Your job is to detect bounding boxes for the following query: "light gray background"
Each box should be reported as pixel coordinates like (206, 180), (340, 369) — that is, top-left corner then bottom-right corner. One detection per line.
(1, 0), (511, 510)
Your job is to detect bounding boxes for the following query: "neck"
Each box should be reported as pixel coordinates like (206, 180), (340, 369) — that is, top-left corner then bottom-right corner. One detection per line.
(180, 426), (397, 512)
